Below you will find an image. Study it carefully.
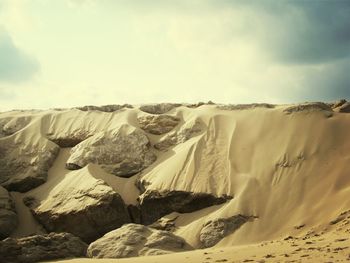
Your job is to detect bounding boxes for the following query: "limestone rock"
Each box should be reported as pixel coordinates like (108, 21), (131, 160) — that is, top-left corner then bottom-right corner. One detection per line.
(154, 119), (202, 150)
(0, 186), (17, 239)
(75, 104), (133, 112)
(139, 190), (232, 225)
(66, 125), (156, 178)
(87, 223), (191, 258)
(139, 103), (181, 114)
(283, 102), (332, 114)
(26, 174), (131, 243)
(138, 115), (180, 135)
(199, 215), (253, 248)
(0, 139), (60, 192)
(0, 232), (87, 263)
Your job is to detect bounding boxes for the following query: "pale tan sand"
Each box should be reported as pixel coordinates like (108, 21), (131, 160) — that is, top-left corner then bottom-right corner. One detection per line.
(3, 103), (350, 262)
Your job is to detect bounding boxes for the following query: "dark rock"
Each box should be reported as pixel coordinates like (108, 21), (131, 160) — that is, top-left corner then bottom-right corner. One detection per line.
(48, 131), (92, 148)
(334, 101), (350, 113)
(0, 140), (60, 192)
(87, 223), (192, 258)
(139, 190), (232, 225)
(0, 186), (18, 239)
(217, 103), (275, 111)
(127, 204), (141, 224)
(149, 216), (178, 232)
(0, 232), (87, 263)
(283, 102), (332, 114)
(75, 104), (133, 112)
(138, 115), (180, 135)
(26, 176), (131, 243)
(199, 215), (255, 248)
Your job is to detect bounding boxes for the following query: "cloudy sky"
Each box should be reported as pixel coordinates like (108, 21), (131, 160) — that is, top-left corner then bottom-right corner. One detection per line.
(0, 0), (349, 110)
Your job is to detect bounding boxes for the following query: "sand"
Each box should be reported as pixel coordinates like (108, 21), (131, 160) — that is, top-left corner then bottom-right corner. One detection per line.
(2, 103), (350, 262)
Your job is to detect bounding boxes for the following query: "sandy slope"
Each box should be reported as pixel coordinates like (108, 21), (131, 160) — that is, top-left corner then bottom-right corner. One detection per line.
(2, 103), (350, 262)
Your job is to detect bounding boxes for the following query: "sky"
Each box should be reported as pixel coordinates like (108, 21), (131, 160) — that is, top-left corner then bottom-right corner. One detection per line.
(0, 0), (349, 110)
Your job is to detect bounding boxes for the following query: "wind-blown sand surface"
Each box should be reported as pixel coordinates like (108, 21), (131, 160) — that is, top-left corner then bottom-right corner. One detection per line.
(1, 102), (350, 262)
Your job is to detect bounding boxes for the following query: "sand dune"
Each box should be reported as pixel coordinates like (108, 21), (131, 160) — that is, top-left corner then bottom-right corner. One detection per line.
(1, 102), (350, 262)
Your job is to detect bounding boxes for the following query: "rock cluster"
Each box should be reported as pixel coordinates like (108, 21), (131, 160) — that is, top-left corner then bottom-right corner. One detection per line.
(139, 103), (181, 114)
(0, 140), (60, 192)
(217, 103), (275, 111)
(66, 125), (156, 177)
(0, 232), (87, 263)
(283, 102), (332, 114)
(25, 176), (131, 243)
(199, 215), (253, 248)
(138, 115), (180, 135)
(0, 186), (18, 239)
(75, 104), (133, 112)
(87, 223), (191, 258)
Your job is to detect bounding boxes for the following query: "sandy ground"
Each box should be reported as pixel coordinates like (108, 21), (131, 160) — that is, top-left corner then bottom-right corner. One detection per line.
(2, 103), (350, 262)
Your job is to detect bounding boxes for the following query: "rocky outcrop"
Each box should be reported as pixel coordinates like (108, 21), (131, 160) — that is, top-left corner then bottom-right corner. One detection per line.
(139, 190), (232, 225)
(149, 216), (178, 232)
(217, 103), (275, 111)
(47, 130), (93, 147)
(87, 223), (191, 258)
(0, 116), (31, 138)
(283, 102), (332, 114)
(0, 232), (87, 263)
(139, 103), (181, 114)
(154, 119), (202, 151)
(66, 125), (156, 178)
(0, 140), (60, 192)
(185, 101), (215, 108)
(26, 175), (131, 243)
(138, 115), (180, 135)
(0, 186), (17, 239)
(199, 215), (254, 248)
(75, 104), (133, 112)
(333, 101), (350, 113)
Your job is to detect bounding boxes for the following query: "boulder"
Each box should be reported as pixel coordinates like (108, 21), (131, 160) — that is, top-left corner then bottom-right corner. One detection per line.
(26, 173), (131, 243)
(87, 223), (191, 258)
(199, 215), (253, 248)
(139, 103), (181, 114)
(138, 115), (180, 135)
(66, 125), (156, 178)
(139, 190), (232, 225)
(0, 140), (60, 192)
(0, 232), (87, 263)
(0, 186), (18, 239)
(154, 119), (202, 150)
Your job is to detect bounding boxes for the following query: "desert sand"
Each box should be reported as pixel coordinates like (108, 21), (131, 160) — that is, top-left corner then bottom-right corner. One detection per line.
(1, 101), (350, 262)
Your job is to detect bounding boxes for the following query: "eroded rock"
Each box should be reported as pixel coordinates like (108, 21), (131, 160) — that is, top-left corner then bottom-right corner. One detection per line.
(199, 215), (254, 248)
(47, 130), (93, 147)
(139, 190), (232, 225)
(283, 102), (332, 115)
(0, 116), (31, 138)
(26, 175), (131, 243)
(139, 103), (181, 114)
(75, 104), (133, 112)
(138, 115), (180, 135)
(87, 223), (191, 258)
(0, 140), (60, 192)
(154, 119), (202, 150)
(66, 125), (156, 178)
(333, 101), (350, 113)
(0, 232), (87, 263)
(0, 186), (17, 239)
(217, 103), (275, 111)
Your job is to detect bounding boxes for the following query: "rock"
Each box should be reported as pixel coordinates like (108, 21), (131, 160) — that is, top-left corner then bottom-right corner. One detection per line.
(283, 102), (332, 114)
(217, 103), (275, 111)
(329, 99), (347, 109)
(26, 174), (131, 243)
(149, 216), (178, 232)
(87, 223), (191, 258)
(138, 115), (180, 135)
(0, 116), (31, 137)
(186, 101), (215, 108)
(75, 104), (133, 112)
(154, 119), (202, 150)
(127, 204), (141, 224)
(0, 140), (60, 192)
(199, 215), (254, 248)
(0, 232), (87, 263)
(66, 125), (156, 178)
(139, 190), (232, 225)
(334, 101), (350, 113)
(47, 130), (93, 147)
(139, 103), (181, 114)
(0, 186), (18, 239)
